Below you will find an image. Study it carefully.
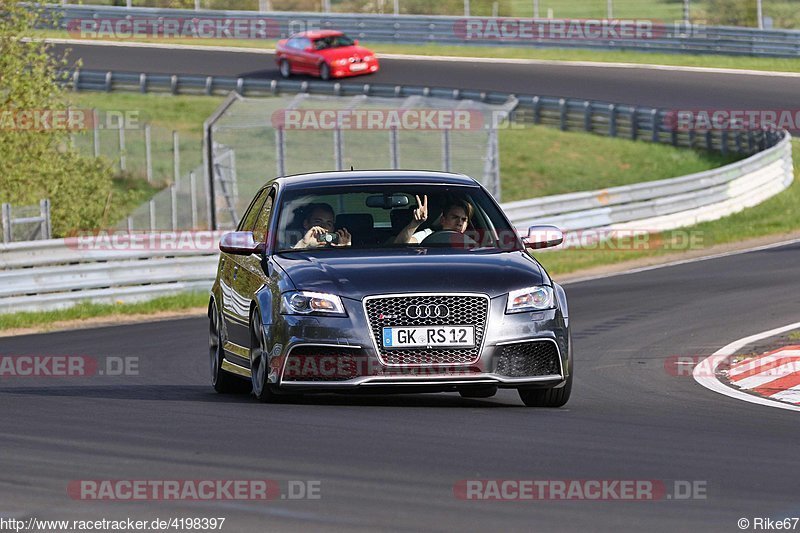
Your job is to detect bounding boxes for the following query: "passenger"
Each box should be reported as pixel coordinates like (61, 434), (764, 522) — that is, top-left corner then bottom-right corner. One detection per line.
(395, 196), (473, 244)
(293, 203), (351, 248)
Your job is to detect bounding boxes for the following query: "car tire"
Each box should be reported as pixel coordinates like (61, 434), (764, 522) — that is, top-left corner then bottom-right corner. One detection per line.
(319, 62), (331, 81)
(458, 385), (498, 398)
(250, 310), (280, 403)
(279, 59), (291, 78)
(518, 359), (572, 407)
(209, 304), (246, 393)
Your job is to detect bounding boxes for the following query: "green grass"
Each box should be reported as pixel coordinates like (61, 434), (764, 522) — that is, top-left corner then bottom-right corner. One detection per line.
(534, 139), (800, 275)
(0, 292), (209, 331)
(499, 126), (738, 200)
(39, 29), (800, 73)
(789, 331), (800, 341)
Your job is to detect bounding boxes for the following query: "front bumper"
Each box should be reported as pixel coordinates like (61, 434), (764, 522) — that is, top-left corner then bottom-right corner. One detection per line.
(263, 294), (570, 391)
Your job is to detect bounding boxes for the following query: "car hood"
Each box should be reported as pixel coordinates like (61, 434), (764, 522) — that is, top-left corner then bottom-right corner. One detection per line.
(317, 45), (374, 60)
(273, 250), (546, 300)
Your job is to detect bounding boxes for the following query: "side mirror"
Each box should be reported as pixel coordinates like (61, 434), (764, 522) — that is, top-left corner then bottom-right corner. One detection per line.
(523, 225), (564, 249)
(219, 231), (265, 255)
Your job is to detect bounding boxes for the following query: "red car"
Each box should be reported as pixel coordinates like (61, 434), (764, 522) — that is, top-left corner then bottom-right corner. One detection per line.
(275, 30), (380, 81)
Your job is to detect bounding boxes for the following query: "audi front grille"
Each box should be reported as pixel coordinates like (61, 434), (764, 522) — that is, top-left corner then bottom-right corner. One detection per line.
(495, 341), (561, 378)
(363, 293), (489, 366)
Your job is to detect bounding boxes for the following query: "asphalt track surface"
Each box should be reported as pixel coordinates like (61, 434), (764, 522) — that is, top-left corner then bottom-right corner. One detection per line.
(2, 43), (798, 531)
(52, 42), (800, 109)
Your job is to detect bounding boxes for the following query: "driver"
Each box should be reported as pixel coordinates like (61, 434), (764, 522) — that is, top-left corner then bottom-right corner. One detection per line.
(395, 196), (473, 244)
(293, 203), (352, 249)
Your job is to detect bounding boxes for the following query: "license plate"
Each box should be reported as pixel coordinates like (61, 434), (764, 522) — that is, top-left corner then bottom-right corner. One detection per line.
(382, 326), (475, 348)
(350, 63), (368, 71)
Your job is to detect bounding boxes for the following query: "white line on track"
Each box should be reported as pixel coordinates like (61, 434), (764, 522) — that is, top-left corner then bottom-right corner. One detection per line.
(693, 322), (800, 412)
(561, 236), (800, 286)
(43, 38), (800, 78)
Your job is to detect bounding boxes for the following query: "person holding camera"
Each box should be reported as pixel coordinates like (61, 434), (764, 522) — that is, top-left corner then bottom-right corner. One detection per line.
(293, 203), (352, 249)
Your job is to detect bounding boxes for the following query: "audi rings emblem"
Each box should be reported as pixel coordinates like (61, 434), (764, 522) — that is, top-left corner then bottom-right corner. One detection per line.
(405, 304), (450, 319)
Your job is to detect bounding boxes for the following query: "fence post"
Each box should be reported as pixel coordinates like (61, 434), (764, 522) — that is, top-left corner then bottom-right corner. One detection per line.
(275, 127), (286, 177)
(532, 96), (541, 124)
(172, 130), (180, 184)
(40, 199), (51, 240)
(442, 129), (451, 172)
(630, 107), (638, 141)
(334, 127), (343, 171)
(190, 171), (198, 229)
(720, 130), (729, 155)
(390, 127), (399, 169)
(145, 124), (153, 182)
(92, 108), (100, 157)
(464, 0), (470, 17)
(149, 199), (156, 230)
(2, 203), (11, 243)
(559, 98), (567, 131)
(118, 123), (126, 171)
(171, 185), (178, 231)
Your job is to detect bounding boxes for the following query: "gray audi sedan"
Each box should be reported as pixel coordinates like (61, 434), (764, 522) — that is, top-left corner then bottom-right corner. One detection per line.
(209, 170), (572, 407)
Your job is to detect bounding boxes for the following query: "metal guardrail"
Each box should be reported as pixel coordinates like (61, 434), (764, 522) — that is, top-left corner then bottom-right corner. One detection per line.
(42, 4), (800, 57)
(2, 66), (791, 314)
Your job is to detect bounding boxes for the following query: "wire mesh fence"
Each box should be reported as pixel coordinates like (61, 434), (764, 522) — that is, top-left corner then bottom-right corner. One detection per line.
(206, 93), (514, 229)
(1, 200), (52, 243)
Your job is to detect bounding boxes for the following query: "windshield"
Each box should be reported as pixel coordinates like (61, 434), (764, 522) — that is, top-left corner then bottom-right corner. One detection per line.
(275, 184), (522, 253)
(313, 35), (356, 50)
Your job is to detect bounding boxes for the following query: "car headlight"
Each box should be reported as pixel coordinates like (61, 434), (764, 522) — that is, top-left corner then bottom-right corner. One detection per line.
(506, 286), (555, 313)
(334, 58), (349, 66)
(281, 291), (346, 316)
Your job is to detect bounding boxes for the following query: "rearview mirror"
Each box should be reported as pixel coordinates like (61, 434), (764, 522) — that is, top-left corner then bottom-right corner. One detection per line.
(523, 225), (564, 249)
(366, 194), (410, 209)
(219, 231), (265, 255)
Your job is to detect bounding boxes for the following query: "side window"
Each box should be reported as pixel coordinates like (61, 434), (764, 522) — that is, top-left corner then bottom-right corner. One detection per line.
(287, 38), (299, 49)
(252, 190), (275, 244)
(237, 190), (267, 231)
(301, 38), (312, 50)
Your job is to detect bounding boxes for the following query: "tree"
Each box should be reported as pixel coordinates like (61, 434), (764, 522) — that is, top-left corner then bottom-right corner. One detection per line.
(0, 2), (114, 237)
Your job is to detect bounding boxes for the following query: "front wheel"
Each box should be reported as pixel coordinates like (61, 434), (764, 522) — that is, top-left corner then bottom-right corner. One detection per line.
(250, 310), (279, 402)
(518, 360), (572, 407)
(319, 62), (331, 81)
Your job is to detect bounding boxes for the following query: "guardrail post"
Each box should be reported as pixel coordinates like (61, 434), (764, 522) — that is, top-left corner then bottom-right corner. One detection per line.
(630, 107), (638, 141)
(608, 104), (616, 137)
(40, 199), (51, 240)
(127, 216), (133, 232)
(583, 101), (592, 132)
(390, 127), (400, 169)
(92, 108), (100, 157)
(532, 96), (541, 125)
(559, 98), (567, 131)
(720, 130), (729, 156)
(72, 69), (80, 91)
(735, 130), (743, 154)
(145, 124), (153, 182)
(171, 75), (179, 95)
(105, 71), (112, 92)
(747, 130), (755, 153)
(139, 73), (147, 93)
(205, 76), (213, 96)
(688, 129), (696, 149)
(650, 109), (659, 143)
(190, 171), (198, 228)
(173, 131), (180, 184)
(1, 204), (10, 243)
(118, 123), (126, 171)
(149, 199), (156, 230)
(705, 130), (713, 151)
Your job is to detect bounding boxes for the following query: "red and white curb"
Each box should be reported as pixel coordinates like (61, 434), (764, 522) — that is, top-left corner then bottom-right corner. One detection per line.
(727, 346), (800, 404)
(694, 322), (800, 412)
